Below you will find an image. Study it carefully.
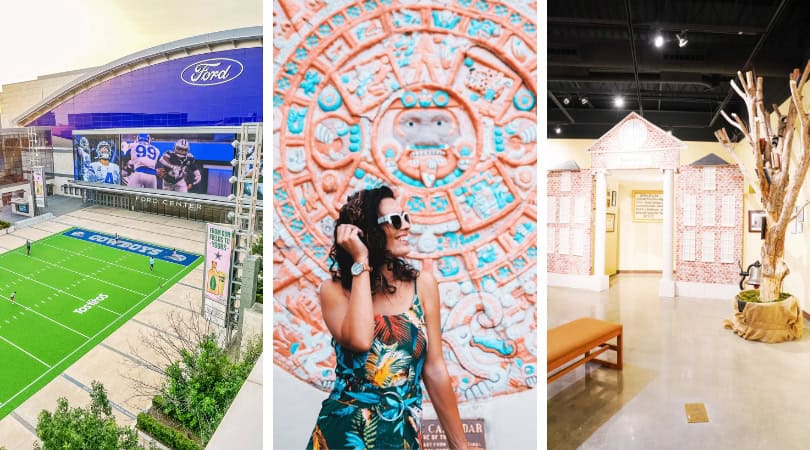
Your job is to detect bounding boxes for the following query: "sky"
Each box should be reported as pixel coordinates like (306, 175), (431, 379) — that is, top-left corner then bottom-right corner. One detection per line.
(0, 0), (262, 89)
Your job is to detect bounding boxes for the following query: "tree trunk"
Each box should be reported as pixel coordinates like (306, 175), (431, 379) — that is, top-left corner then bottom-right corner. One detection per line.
(759, 225), (789, 302)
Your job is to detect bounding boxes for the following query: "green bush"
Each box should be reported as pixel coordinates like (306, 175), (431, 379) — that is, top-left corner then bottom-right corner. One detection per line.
(137, 413), (202, 450)
(159, 336), (263, 444)
(0, 220), (10, 230)
(35, 382), (142, 449)
(152, 395), (168, 413)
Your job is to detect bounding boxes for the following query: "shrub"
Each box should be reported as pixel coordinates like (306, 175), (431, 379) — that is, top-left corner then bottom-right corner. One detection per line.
(137, 413), (202, 450)
(0, 220), (10, 230)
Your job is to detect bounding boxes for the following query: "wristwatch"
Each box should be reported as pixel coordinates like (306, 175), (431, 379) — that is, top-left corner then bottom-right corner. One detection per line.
(350, 262), (371, 276)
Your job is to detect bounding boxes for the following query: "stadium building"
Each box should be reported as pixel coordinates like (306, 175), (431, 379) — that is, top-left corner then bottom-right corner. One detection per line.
(0, 26), (263, 224)
(0, 27), (263, 449)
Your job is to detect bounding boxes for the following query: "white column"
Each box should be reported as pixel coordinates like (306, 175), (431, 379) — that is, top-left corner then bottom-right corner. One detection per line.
(593, 169), (609, 290)
(659, 168), (676, 297)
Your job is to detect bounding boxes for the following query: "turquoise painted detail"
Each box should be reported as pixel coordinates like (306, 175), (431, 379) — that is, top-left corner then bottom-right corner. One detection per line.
(395, 10), (422, 27)
(302, 233), (314, 245)
(460, 146), (471, 157)
(295, 47), (308, 60)
(438, 256), (460, 277)
(281, 204), (295, 218)
(349, 135), (360, 144)
(301, 70), (322, 96)
(347, 6), (361, 17)
(470, 93), (480, 101)
(349, 143), (361, 152)
(477, 245), (497, 267)
(291, 219), (304, 232)
(516, 358), (523, 367)
(333, 14), (345, 26)
(319, 24), (331, 36)
(313, 246), (327, 259)
(464, 57), (474, 67)
(354, 168), (365, 178)
(468, 19), (500, 38)
(274, 188), (288, 202)
(284, 62), (298, 75)
(287, 107), (308, 134)
(273, 93), (284, 107)
(306, 35), (319, 48)
(277, 77), (291, 91)
(364, 0), (377, 11)
(471, 336), (514, 356)
(432, 11), (461, 29)
(290, 342), (300, 354)
(407, 196), (426, 212)
(318, 86), (343, 112)
(475, 0), (489, 11)
(525, 365), (535, 375)
(513, 257), (527, 270)
(430, 196), (449, 212)
(513, 89), (537, 111)
(433, 91), (450, 107)
(385, 148), (396, 158)
(498, 266), (511, 277)
(484, 88), (496, 102)
(526, 246), (537, 257)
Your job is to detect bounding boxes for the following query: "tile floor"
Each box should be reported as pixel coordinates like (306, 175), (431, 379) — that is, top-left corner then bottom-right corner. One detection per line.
(548, 274), (810, 450)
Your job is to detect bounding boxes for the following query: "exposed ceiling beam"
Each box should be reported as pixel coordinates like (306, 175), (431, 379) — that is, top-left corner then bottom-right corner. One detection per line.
(548, 90), (576, 124)
(549, 109), (713, 128)
(709, 0), (793, 127)
(623, 0), (643, 115)
(548, 17), (767, 35)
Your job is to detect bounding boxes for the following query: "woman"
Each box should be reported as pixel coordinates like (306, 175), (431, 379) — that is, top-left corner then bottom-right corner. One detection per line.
(307, 186), (472, 450)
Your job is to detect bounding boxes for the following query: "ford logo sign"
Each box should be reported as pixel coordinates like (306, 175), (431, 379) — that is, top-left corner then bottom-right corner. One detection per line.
(180, 58), (244, 86)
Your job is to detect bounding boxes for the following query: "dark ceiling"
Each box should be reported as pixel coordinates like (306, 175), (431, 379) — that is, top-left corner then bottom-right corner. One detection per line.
(548, 0), (810, 141)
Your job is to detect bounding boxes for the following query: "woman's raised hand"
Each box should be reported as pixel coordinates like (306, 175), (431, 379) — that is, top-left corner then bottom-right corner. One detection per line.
(336, 224), (369, 262)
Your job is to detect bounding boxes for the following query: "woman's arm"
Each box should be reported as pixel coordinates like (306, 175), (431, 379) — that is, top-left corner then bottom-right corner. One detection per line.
(319, 224), (375, 352)
(420, 272), (469, 450)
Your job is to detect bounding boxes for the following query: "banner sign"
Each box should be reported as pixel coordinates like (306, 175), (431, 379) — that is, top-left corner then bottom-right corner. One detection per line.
(204, 223), (234, 308)
(421, 419), (486, 449)
(62, 228), (199, 266)
(32, 166), (46, 207)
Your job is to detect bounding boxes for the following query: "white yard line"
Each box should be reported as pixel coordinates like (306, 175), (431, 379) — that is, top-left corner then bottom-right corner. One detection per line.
(37, 242), (168, 281)
(24, 254), (149, 297)
(0, 264), (121, 317)
(0, 335), (52, 368)
(0, 266), (189, 408)
(10, 302), (90, 340)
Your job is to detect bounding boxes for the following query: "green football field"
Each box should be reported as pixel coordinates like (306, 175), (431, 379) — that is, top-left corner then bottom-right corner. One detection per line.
(0, 227), (201, 421)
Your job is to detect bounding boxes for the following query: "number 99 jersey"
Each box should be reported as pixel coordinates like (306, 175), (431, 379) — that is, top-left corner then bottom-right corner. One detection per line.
(124, 138), (160, 189)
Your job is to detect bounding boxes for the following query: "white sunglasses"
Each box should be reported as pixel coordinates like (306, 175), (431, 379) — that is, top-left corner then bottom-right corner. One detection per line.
(377, 212), (411, 229)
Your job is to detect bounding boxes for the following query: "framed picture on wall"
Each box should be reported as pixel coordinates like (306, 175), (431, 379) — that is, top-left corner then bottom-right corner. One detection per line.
(606, 213), (616, 232)
(748, 210), (766, 233)
(611, 190), (617, 206)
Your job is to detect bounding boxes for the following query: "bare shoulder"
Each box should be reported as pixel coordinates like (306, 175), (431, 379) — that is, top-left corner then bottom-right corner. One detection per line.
(319, 279), (348, 304)
(417, 271), (440, 311)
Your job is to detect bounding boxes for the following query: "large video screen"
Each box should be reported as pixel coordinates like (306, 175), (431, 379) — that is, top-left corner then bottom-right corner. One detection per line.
(74, 132), (237, 197)
(73, 135), (121, 185)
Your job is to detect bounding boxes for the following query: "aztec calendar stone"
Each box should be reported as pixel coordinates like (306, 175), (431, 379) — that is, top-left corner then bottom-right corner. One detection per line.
(273, 0), (537, 401)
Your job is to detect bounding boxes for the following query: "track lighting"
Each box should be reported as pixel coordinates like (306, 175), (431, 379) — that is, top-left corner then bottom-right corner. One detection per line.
(654, 32), (664, 48)
(676, 31), (688, 48)
(613, 96), (625, 108)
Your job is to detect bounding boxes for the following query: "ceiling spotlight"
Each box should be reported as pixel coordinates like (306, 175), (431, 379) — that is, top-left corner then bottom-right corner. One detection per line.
(562, 97), (571, 105)
(676, 31), (688, 48)
(580, 97), (589, 105)
(614, 96), (625, 108)
(653, 32), (664, 48)
(554, 126), (562, 135)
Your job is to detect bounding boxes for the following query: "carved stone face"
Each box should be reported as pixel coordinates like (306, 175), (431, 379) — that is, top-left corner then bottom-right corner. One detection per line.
(393, 108), (461, 187)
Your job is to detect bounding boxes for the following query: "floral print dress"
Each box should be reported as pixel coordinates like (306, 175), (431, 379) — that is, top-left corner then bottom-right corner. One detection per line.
(307, 281), (428, 449)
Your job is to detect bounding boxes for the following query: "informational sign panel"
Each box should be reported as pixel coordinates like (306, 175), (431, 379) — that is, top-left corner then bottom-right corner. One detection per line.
(632, 190), (664, 222)
(203, 223), (234, 327)
(32, 166), (46, 207)
(421, 419), (486, 450)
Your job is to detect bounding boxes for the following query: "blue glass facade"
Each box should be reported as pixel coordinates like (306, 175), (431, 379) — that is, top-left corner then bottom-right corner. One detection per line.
(30, 47), (262, 139)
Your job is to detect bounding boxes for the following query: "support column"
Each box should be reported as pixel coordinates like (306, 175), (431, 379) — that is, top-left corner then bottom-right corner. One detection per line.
(593, 169), (609, 290)
(659, 168), (676, 297)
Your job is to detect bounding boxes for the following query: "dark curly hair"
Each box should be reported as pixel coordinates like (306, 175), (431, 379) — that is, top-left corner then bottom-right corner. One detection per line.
(329, 185), (419, 293)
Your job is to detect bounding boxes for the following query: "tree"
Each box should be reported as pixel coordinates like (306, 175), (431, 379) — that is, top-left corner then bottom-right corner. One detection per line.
(715, 61), (810, 302)
(123, 310), (262, 445)
(34, 381), (143, 450)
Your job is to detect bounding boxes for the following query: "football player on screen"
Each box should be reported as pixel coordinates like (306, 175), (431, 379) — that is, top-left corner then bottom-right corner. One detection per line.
(156, 139), (202, 193)
(85, 141), (120, 184)
(124, 134), (160, 189)
(76, 136), (92, 180)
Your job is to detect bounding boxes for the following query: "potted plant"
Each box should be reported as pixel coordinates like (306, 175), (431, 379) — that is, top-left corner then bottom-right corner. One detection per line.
(714, 63), (810, 342)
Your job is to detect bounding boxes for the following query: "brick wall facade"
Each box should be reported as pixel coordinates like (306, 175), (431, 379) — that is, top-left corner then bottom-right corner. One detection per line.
(547, 170), (593, 275)
(675, 165), (743, 284)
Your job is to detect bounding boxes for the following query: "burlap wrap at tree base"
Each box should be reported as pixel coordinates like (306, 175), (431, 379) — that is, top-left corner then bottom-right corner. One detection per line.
(723, 296), (803, 343)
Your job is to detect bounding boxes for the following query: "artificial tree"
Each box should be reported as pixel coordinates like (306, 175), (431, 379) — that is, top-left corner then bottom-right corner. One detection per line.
(715, 61), (810, 302)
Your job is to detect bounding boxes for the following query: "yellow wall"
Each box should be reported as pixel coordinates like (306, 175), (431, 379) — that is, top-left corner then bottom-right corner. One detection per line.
(616, 179), (663, 271)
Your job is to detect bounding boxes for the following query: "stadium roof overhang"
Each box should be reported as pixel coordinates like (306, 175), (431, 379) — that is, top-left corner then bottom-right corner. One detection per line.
(15, 26), (263, 127)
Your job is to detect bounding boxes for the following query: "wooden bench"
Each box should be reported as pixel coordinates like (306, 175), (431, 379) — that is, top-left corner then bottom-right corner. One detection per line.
(547, 317), (623, 384)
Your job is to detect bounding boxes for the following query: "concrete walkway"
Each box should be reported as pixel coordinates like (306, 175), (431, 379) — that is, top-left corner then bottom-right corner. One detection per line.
(0, 204), (212, 448)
